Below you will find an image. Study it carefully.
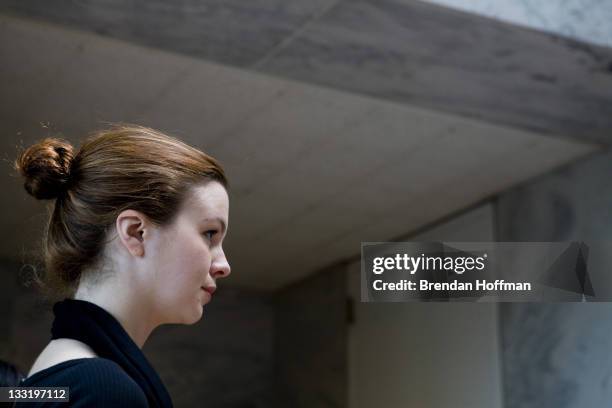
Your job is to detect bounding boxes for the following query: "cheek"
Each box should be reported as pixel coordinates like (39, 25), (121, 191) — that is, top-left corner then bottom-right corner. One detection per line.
(158, 239), (210, 291)
(152, 243), (211, 324)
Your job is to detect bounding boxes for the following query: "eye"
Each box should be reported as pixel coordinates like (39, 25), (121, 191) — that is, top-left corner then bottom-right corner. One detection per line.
(203, 230), (217, 241)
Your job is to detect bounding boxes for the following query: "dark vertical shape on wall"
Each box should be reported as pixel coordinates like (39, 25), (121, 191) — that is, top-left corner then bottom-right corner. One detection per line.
(273, 265), (348, 408)
(496, 152), (612, 407)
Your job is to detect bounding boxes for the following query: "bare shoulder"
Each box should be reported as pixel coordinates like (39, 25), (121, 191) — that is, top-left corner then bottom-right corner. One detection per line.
(27, 338), (98, 378)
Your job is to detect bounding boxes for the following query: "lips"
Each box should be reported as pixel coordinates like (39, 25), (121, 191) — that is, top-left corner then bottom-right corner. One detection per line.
(202, 286), (216, 296)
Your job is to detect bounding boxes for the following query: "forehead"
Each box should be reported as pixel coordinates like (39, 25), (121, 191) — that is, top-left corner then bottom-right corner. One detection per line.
(180, 181), (229, 221)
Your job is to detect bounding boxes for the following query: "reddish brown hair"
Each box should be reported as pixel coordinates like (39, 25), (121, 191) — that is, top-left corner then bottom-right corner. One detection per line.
(14, 124), (227, 299)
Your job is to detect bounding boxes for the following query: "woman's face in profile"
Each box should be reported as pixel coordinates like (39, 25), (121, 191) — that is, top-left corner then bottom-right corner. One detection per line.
(148, 181), (230, 325)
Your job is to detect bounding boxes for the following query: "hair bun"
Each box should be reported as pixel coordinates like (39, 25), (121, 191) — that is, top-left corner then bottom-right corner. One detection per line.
(15, 138), (75, 200)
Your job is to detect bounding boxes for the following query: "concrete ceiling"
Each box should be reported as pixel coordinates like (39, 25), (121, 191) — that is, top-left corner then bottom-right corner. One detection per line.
(1, 0), (611, 143)
(0, 7), (602, 290)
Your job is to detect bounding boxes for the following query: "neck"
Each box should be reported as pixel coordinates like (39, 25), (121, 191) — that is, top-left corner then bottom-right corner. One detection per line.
(73, 275), (158, 348)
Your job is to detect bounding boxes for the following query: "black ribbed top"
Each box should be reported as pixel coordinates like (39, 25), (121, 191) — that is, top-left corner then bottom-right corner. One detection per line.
(16, 357), (148, 407)
(13, 299), (173, 407)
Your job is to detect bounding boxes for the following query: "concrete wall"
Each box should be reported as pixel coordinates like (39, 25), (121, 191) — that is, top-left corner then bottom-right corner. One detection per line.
(497, 151), (612, 408)
(348, 204), (504, 408)
(273, 266), (348, 408)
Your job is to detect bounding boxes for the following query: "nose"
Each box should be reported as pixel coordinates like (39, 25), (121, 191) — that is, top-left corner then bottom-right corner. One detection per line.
(211, 249), (231, 280)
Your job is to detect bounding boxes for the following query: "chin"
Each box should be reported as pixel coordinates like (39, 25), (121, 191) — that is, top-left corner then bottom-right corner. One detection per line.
(182, 305), (204, 325)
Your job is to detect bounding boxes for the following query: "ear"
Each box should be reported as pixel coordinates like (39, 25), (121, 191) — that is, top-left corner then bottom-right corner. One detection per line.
(115, 209), (151, 257)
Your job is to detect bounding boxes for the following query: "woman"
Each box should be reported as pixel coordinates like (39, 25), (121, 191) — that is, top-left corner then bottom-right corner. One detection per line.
(13, 124), (231, 407)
